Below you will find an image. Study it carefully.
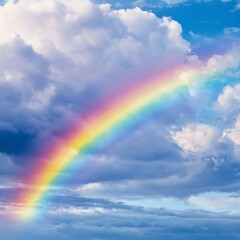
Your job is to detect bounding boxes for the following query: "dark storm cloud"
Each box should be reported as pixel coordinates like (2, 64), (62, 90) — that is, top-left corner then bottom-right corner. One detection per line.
(0, 130), (34, 156)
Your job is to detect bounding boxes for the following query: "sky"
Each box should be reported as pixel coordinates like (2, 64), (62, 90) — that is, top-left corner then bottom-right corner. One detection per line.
(0, 0), (240, 239)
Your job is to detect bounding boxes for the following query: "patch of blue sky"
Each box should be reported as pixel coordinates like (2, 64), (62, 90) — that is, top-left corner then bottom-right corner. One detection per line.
(94, 0), (240, 39)
(0, 0), (6, 5)
(193, 70), (240, 124)
(123, 197), (193, 211)
(124, 191), (240, 213)
(188, 191), (240, 213)
(152, 1), (240, 37)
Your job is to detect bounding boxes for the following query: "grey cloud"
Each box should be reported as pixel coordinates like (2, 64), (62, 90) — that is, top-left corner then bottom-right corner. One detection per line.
(1, 202), (240, 240)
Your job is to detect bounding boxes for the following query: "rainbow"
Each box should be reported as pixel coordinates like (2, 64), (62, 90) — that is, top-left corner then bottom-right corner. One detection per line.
(16, 64), (213, 220)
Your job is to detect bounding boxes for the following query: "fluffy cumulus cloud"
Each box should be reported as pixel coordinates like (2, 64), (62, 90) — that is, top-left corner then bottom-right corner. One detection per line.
(216, 83), (240, 116)
(0, 0), (189, 135)
(170, 124), (220, 155)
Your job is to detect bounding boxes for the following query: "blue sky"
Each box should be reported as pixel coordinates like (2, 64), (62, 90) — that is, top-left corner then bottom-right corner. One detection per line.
(0, 0), (240, 239)
(95, 0), (240, 35)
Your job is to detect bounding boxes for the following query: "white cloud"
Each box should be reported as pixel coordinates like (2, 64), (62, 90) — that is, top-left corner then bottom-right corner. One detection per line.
(163, 0), (188, 6)
(206, 50), (240, 73)
(173, 43), (240, 99)
(223, 117), (240, 145)
(222, 116), (240, 158)
(216, 83), (240, 112)
(0, 0), (190, 134)
(0, 0), (190, 70)
(224, 27), (240, 35)
(132, 0), (146, 7)
(80, 182), (103, 192)
(170, 124), (220, 155)
(49, 206), (106, 215)
(132, 0), (188, 8)
(188, 191), (240, 213)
